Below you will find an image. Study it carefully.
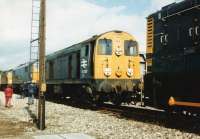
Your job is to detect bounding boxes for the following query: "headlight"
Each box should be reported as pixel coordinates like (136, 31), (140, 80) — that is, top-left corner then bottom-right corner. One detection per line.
(104, 68), (112, 77)
(127, 68), (133, 77)
(115, 47), (122, 56)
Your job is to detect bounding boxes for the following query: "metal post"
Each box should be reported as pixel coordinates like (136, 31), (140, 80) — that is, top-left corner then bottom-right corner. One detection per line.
(38, 0), (46, 130)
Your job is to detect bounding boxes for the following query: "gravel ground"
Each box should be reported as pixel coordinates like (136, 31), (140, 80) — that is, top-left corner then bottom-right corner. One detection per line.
(0, 92), (200, 139)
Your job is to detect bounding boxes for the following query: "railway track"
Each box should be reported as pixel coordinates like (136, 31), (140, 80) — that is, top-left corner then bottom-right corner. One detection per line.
(97, 103), (200, 134)
(100, 102), (200, 120)
(48, 96), (200, 119)
(49, 96), (200, 121)
(98, 103), (167, 121)
(46, 96), (200, 134)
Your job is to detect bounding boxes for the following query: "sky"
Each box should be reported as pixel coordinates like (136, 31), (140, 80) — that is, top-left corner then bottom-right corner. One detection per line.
(0, 0), (182, 70)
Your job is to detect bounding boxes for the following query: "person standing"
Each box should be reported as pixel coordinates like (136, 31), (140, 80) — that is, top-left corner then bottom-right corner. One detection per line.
(28, 83), (37, 105)
(4, 85), (13, 107)
(20, 83), (25, 99)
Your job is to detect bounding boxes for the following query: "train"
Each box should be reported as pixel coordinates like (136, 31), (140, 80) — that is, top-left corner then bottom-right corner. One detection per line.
(0, 31), (142, 105)
(0, 70), (13, 88)
(1, 0), (200, 113)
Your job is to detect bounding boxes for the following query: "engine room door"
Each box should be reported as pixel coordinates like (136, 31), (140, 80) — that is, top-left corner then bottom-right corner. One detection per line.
(68, 55), (72, 79)
(49, 61), (54, 79)
(76, 52), (80, 79)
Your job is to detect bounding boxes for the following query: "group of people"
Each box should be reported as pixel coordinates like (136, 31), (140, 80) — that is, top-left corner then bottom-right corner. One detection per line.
(3, 83), (37, 108)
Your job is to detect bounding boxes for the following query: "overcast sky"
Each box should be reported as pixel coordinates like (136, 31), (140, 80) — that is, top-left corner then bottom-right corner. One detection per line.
(0, 0), (182, 70)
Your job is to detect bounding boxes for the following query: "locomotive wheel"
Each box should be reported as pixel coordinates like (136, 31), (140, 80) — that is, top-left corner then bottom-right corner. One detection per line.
(112, 95), (122, 106)
(110, 87), (123, 106)
(79, 86), (96, 105)
(94, 94), (104, 106)
(111, 93), (122, 105)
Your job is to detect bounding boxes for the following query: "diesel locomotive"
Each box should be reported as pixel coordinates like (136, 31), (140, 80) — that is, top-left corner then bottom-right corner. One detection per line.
(0, 70), (12, 89)
(145, 0), (200, 110)
(0, 63), (39, 92)
(45, 30), (141, 104)
(0, 31), (142, 105)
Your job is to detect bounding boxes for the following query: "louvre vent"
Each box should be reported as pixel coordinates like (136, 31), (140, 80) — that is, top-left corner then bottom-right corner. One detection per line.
(146, 17), (154, 73)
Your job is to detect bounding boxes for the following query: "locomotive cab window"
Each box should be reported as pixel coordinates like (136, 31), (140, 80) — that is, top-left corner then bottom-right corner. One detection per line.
(98, 39), (112, 55)
(124, 40), (138, 56)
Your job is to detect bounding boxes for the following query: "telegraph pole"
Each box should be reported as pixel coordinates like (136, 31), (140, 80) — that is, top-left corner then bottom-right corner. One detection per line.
(38, 0), (46, 130)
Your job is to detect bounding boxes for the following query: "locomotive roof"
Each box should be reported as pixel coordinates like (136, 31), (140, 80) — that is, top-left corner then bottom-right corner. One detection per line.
(46, 30), (129, 60)
(147, 0), (200, 20)
(9, 30), (132, 71)
(46, 35), (97, 60)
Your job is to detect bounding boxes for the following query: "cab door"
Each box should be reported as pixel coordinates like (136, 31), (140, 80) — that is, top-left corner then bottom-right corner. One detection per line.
(94, 38), (113, 79)
(180, 10), (195, 50)
(183, 8), (200, 72)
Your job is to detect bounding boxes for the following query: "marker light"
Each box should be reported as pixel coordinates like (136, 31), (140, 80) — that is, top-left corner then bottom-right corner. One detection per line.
(104, 68), (112, 77)
(127, 68), (133, 77)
